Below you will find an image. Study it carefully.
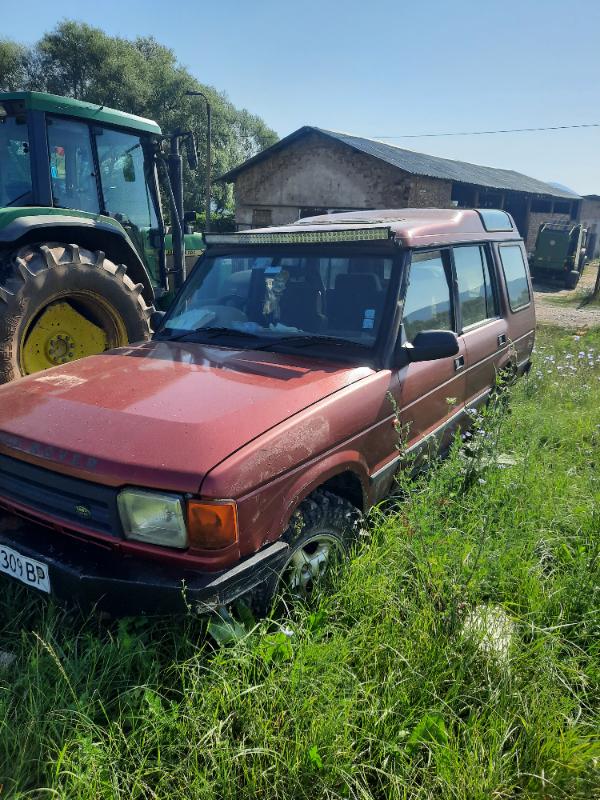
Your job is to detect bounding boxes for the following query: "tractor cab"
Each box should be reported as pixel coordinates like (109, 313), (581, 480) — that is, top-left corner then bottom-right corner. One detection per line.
(0, 92), (203, 381)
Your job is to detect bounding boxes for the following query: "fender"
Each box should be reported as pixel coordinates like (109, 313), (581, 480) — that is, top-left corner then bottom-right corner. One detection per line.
(0, 212), (156, 301)
(272, 449), (369, 537)
(230, 448), (370, 558)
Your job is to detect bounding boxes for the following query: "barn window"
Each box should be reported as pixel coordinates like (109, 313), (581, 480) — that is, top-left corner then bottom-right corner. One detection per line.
(252, 208), (272, 227)
(531, 198), (552, 213)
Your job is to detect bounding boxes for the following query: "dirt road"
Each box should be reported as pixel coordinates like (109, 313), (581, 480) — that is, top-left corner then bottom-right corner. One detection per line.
(533, 261), (600, 329)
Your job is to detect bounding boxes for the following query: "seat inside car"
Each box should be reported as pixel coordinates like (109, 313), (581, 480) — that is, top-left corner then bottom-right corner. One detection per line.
(279, 279), (326, 331)
(328, 273), (383, 332)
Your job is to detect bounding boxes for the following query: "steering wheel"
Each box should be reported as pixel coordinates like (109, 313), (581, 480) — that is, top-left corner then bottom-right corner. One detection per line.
(217, 293), (246, 310)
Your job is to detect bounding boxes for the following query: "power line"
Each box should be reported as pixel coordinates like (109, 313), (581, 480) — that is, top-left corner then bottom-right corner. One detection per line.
(372, 122), (600, 139)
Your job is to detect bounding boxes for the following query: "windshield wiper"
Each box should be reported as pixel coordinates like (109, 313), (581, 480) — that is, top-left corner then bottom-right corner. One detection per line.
(155, 326), (263, 343)
(254, 334), (371, 352)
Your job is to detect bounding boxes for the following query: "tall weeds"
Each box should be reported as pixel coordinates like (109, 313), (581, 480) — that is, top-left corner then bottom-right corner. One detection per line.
(0, 326), (599, 799)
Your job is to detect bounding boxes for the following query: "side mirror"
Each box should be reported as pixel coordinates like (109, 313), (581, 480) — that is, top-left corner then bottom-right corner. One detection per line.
(396, 330), (459, 366)
(186, 134), (198, 170)
(150, 309), (166, 332)
(122, 153), (135, 182)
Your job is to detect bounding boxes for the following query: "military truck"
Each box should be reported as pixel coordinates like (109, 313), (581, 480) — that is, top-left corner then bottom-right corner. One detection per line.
(529, 222), (587, 289)
(0, 91), (203, 382)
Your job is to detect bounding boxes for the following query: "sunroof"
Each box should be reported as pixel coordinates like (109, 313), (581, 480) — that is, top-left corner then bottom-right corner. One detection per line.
(477, 209), (514, 232)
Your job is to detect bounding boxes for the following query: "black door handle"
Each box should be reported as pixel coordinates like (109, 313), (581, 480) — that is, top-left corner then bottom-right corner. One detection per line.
(454, 355), (465, 371)
(497, 333), (507, 347)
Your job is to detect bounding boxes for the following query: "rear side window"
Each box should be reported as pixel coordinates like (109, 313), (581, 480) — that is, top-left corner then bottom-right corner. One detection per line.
(453, 245), (498, 328)
(499, 245), (530, 310)
(402, 250), (452, 342)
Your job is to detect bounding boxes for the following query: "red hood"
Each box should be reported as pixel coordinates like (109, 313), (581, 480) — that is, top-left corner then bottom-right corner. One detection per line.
(0, 342), (373, 493)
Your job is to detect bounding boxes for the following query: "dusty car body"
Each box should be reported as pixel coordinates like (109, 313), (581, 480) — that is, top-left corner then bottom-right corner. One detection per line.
(0, 208), (535, 613)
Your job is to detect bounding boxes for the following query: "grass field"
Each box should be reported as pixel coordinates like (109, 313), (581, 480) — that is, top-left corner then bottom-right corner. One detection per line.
(1, 326), (599, 799)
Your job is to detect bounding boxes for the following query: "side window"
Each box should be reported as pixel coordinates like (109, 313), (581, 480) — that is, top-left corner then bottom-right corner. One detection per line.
(46, 117), (99, 214)
(0, 115), (31, 206)
(499, 245), (531, 311)
(96, 128), (158, 229)
(453, 245), (498, 328)
(402, 250), (452, 343)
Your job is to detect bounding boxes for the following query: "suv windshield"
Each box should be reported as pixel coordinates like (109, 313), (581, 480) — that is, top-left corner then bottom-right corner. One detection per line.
(161, 252), (395, 350)
(0, 114), (32, 207)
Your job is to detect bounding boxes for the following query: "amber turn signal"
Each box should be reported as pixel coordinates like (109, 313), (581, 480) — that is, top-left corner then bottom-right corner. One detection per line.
(187, 500), (239, 550)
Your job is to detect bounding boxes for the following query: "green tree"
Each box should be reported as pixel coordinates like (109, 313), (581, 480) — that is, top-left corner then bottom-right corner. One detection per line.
(0, 39), (27, 92)
(0, 21), (277, 214)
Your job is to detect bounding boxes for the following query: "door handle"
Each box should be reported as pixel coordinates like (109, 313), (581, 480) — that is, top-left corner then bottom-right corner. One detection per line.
(454, 355), (465, 371)
(497, 333), (507, 347)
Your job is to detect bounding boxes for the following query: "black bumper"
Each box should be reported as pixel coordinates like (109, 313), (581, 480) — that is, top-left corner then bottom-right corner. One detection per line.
(0, 517), (289, 616)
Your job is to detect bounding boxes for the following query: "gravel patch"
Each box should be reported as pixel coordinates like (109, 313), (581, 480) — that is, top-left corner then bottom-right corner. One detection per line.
(533, 262), (600, 329)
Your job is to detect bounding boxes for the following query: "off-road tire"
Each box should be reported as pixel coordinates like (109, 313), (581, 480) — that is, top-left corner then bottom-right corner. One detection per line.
(0, 243), (153, 383)
(252, 490), (361, 616)
(565, 270), (580, 290)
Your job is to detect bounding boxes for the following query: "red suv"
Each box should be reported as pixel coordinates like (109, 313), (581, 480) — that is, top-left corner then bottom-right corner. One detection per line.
(0, 209), (535, 614)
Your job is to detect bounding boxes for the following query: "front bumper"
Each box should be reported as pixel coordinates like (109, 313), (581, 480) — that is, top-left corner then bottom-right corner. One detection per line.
(0, 515), (289, 615)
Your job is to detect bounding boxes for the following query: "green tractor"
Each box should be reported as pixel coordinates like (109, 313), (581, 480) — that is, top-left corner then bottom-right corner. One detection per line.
(0, 91), (204, 382)
(529, 222), (587, 290)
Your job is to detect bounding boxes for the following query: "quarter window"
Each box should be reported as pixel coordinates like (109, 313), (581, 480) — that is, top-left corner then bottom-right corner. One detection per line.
(499, 245), (530, 310)
(402, 250), (452, 342)
(453, 245), (498, 328)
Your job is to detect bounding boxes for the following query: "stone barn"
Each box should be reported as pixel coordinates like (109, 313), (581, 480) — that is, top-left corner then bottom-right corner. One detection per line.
(220, 126), (581, 253)
(579, 195), (600, 259)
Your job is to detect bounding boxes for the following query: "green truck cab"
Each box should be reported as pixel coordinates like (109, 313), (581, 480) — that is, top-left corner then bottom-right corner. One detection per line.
(529, 222), (587, 289)
(0, 91), (203, 381)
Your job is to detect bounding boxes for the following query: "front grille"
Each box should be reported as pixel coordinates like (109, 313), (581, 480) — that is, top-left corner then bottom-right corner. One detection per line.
(0, 453), (120, 537)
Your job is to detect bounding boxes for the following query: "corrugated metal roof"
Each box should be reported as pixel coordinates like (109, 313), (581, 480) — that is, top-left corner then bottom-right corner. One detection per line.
(220, 125), (579, 200)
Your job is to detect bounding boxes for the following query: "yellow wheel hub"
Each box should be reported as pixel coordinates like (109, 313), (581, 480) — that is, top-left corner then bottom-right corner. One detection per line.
(21, 301), (109, 374)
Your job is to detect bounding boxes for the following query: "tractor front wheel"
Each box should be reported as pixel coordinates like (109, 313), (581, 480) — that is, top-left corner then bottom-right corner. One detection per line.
(0, 243), (153, 383)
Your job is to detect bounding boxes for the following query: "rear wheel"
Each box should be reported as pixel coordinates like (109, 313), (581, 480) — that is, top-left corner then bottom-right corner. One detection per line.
(0, 243), (153, 383)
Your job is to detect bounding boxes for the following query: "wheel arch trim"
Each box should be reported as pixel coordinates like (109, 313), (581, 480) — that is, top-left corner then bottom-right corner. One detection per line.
(268, 452), (369, 542)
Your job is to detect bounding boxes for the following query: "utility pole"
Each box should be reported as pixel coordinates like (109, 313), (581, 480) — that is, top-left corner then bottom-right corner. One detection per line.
(185, 90), (212, 232)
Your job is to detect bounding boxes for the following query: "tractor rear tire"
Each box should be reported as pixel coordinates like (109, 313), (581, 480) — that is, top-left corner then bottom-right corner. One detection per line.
(565, 270), (580, 290)
(0, 243), (153, 383)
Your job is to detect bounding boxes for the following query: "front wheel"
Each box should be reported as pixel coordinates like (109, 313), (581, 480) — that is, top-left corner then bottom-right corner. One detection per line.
(254, 490), (360, 615)
(0, 243), (153, 383)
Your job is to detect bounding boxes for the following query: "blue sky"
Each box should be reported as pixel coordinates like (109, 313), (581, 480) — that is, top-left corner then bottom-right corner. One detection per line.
(3, 0), (600, 193)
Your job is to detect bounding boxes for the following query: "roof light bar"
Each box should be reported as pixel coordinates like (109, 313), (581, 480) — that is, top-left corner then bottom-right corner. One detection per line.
(204, 227), (392, 246)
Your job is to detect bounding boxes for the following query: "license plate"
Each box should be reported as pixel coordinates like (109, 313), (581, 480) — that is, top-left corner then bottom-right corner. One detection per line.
(0, 544), (51, 593)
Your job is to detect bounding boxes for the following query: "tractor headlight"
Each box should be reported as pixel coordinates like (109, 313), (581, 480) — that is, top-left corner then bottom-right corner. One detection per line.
(118, 489), (187, 549)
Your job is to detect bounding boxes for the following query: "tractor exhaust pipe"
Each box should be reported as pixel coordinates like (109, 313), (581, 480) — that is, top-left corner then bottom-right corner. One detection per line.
(168, 132), (186, 290)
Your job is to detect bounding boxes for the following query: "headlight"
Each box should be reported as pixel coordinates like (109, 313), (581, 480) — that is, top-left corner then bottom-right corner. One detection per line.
(118, 489), (187, 548)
